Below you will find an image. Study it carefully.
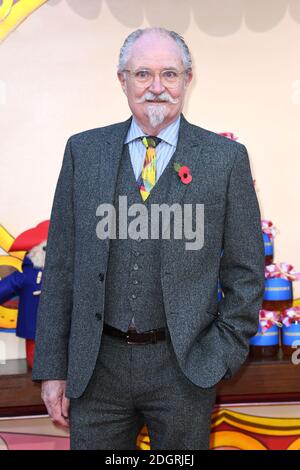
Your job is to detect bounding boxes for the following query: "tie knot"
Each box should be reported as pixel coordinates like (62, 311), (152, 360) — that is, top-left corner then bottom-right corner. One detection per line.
(141, 136), (161, 149)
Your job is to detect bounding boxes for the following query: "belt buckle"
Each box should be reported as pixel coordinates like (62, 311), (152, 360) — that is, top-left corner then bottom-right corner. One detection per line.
(125, 330), (157, 345)
(150, 330), (157, 344)
(126, 332), (138, 345)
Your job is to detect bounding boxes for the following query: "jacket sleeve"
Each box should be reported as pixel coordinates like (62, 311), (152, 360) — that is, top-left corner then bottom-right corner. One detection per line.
(218, 144), (265, 379)
(0, 271), (24, 304)
(32, 138), (74, 381)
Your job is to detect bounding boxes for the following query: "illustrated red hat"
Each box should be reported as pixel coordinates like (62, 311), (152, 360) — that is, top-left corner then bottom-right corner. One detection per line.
(9, 220), (50, 252)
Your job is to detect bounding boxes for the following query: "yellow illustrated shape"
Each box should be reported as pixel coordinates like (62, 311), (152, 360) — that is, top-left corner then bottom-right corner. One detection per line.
(0, 0), (47, 43)
(0, 224), (25, 260)
(0, 225), (23, 329)
(210, 431), (267, 451)
(0, 255), (22, 329)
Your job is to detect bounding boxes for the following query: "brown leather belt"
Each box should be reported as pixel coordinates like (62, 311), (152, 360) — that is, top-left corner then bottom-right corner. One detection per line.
(103, 323), (166, 345)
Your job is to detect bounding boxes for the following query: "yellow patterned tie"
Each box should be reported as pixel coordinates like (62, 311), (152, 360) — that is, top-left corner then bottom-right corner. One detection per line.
(138, 136), (161, 201)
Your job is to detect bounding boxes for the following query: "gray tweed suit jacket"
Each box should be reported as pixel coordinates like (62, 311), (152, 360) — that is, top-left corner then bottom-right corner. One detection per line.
(32, 114), (265, 398)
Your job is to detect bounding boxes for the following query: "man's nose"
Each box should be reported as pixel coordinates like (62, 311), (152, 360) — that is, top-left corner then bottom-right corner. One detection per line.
(148, 74), (165, 94)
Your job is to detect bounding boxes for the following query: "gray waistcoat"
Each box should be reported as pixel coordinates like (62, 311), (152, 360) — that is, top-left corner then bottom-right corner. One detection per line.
(104, 144), (175, 332)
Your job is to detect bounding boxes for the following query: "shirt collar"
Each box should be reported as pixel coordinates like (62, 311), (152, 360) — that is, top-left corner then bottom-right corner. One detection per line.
(124, 115), (181, 147)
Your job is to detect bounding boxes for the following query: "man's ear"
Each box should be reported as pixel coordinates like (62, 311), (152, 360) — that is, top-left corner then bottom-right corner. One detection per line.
(117, 71), (128, 95)
(184, 70), (193, 89)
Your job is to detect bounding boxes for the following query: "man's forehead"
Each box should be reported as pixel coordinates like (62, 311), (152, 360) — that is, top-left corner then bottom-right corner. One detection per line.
(128, 33), (183, 67)
(131, 33), (180, 53)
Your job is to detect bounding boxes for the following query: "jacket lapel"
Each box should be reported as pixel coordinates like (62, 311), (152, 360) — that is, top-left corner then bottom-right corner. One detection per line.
(99, 116), (132, 205)
(162, 114), (203, 223)
(93, 117), (132, 251)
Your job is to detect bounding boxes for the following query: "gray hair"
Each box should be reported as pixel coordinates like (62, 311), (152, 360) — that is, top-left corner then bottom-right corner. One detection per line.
(118, 27), (192, 72)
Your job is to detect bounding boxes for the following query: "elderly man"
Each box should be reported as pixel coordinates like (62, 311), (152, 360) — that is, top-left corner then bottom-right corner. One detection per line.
(32, 27), (265, 450)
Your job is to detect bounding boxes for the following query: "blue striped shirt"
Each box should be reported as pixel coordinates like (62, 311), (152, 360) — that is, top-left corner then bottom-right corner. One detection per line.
(124, 115), (181, 182)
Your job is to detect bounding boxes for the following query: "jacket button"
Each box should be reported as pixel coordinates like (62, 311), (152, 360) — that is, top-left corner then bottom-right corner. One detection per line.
(98, 273), (104, 282)
(95, 313), (102, 321)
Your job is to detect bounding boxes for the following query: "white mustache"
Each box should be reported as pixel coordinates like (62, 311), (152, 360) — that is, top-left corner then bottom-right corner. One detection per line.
(136, 91), (179, 104)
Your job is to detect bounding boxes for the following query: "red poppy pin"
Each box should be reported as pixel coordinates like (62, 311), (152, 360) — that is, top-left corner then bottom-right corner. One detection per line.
(174, 162), (192, 185)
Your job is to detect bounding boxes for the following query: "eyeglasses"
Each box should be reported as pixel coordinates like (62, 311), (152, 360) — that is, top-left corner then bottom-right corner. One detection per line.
(122, 68), (188, 88)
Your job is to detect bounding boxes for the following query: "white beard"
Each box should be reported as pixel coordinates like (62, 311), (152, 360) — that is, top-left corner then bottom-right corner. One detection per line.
(27, 240), (47, 268)
(146, 104), (168, 128)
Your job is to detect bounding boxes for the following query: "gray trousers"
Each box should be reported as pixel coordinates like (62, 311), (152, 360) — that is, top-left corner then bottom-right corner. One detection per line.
(69, 331), (216, 450)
